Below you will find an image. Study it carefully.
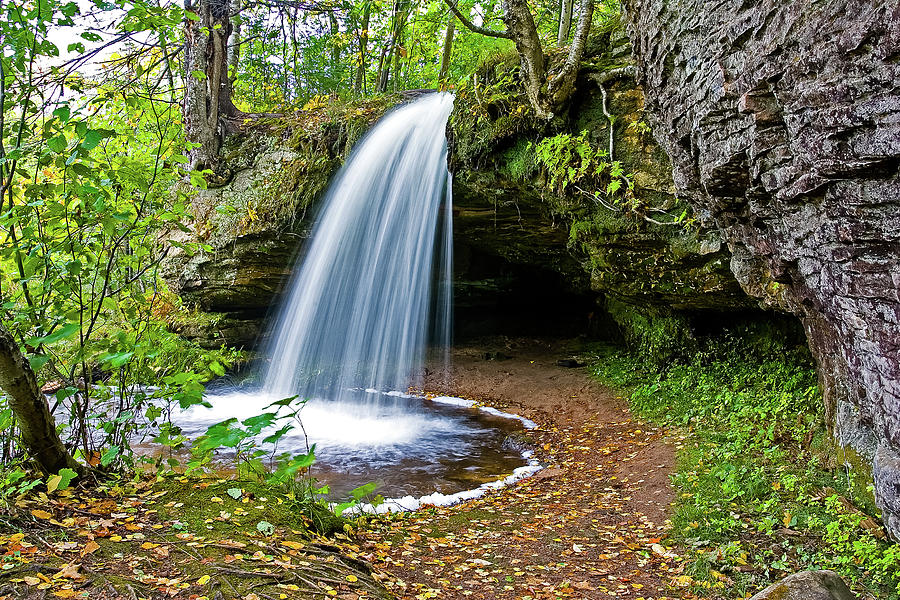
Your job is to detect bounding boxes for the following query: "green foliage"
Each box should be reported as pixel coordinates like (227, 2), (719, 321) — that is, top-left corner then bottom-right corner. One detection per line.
(450, 61), (537, 165)
(187, 396), (318, 490)
(590, 329), (900, 597)
(604, 299), (695, 366)
(532, 131), (630, 198)
(500, 139), (538, 181)
(0, 468), (41, 500)
(332, 481), (384, 517)
(0, 0), (240, 473)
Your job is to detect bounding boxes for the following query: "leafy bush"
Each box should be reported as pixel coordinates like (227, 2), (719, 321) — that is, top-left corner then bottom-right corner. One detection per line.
(533, 130), (630, 198)
(590, 329), (900, 597)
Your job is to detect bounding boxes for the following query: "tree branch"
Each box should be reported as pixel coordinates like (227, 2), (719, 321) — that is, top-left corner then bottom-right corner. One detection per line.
(547, 0), (593, 101)
(587, 66), (638, 161)
(442, 0), (512, 39)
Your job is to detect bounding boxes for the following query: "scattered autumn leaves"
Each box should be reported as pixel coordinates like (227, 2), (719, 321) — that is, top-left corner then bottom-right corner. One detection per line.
(0, 360), (694, 600)
(0, 478), (389, 600)
(356, 410), (689, 600)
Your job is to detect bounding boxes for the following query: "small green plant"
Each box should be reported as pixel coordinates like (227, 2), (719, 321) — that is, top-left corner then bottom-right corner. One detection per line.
(532, 131), (630, 199)
(187, 395), (315, 484)
(332, 481), (384, 517)
(589, 327), (900, 597)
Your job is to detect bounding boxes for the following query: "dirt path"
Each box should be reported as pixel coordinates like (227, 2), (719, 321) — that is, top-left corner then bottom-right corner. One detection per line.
(358, 338), (680, 599)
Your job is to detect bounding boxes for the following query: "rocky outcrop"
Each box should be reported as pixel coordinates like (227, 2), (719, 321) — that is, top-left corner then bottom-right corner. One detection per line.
(451, 174), (598, 337)
(620, 0), (900, 535)
(165, 36), (760, 349)
(749, 571), (855, 600)
(162, 99), (397, 348)
(449, 34), (755, 348)
(565, 76), (749, 312)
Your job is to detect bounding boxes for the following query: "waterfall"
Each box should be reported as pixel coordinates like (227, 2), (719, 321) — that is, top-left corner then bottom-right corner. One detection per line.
(261, 93), (454, 403)
(168, 96), (531, 496)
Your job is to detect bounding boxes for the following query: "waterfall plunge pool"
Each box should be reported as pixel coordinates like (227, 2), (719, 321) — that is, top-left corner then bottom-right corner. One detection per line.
(136, 388), (540, 511)
(134, 95), (545, 511)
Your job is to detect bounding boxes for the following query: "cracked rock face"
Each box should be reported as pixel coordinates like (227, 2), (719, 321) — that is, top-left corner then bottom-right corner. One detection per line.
(621, 0), (900, 534)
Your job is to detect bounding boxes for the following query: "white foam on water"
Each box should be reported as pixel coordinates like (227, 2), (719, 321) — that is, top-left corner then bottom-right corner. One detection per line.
(332, 395), (543, 515)
(430, 395), (475, 408)
(182, 390), (473, 449)
(430, 395), (538, 429)
(348, 451), (542, 515)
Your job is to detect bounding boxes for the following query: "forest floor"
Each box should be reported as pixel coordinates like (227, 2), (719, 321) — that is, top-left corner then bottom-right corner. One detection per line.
(356, 337), (682, 600)
(0, 338), (683, 600)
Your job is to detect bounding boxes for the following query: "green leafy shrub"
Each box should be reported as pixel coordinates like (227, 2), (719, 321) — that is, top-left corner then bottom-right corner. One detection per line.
(590, 328), (900, 597)
(533, 131), (630, 198)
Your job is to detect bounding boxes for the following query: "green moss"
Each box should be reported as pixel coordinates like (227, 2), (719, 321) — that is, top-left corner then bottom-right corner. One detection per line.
(154, 478), (342, 537)
(832, 441), (880, 517)
(500, 139), (538, 181)
(605, 297), (695, 365)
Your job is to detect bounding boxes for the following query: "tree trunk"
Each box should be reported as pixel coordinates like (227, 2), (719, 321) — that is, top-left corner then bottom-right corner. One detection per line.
(446, 0), (592, 117)
(328, 11), (341, 83)
(183, 0), (235, 172)
(439, 16), (455, 87)
(546, 0), (593, 107)
(375, 40), (391, 92)
(501, 0), (550, 117)
(354, 3), (371, 94)
(376, 0), (411, 93)
(0, 325), (81, 476)
(391, 36), (402, 91)
(557, 0), (573, 45)
(228, 0), (241, 89)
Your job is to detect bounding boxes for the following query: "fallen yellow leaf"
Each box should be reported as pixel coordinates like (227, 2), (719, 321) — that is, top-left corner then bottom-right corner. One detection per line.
(281, 540), (304, 550)
(83, 541), (100, 555)
(31, 509), (53, 520)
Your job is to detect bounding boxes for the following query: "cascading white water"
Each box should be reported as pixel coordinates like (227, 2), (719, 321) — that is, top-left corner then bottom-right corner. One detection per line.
(263, 92), (454, 402)
(158, 93), (534, 499)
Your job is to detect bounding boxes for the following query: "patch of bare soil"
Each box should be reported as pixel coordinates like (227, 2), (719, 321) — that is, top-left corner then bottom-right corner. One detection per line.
(358, 338), (679, 599)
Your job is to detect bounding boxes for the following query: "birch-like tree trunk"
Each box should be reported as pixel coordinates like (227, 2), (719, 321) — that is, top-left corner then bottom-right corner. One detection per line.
(445, 0), (593, 118)
(500, 0), (547, 115)
(228, 0), (241, 88)
(557, 0), (573, 45)
(183, 0), (235, 171)
(545, 0), (593, 108)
